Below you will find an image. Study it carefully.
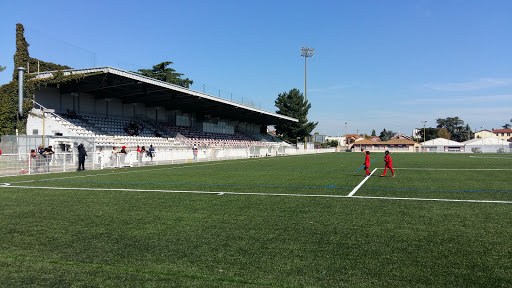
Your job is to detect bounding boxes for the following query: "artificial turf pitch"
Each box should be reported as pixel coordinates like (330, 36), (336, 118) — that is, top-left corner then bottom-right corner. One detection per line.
(1, 152), (511, 287)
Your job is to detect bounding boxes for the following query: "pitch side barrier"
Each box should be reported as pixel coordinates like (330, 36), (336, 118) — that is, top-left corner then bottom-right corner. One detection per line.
(0, 146), (336, 177)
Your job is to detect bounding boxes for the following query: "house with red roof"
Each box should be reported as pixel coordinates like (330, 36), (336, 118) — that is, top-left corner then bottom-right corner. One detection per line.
(352, 138), (421, 152)
(492, 129), (512, 142)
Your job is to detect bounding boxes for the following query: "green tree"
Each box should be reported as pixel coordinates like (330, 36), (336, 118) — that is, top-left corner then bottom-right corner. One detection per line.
(137, 61), (193, 88)
(1, 23), (72, 136)
(0, 66), (5, 72)
(371, 129), (376, 136)
(417, 127), (439, 142)
(437, 127), (450, 139)
(379, 129), (395, 141)
(274, 88), (318, 144)
(436, 116), (472, 142)
(502, 119), (511, 129)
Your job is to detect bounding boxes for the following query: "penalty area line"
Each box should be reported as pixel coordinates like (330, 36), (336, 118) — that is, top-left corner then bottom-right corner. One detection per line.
(2, 184), (512, 204)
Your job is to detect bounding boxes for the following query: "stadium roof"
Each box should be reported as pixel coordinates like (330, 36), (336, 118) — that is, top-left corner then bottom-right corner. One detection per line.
(33, 67), (298, 126)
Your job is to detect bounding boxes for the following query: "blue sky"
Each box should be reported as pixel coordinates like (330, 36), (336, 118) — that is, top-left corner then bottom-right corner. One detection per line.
(1, 0), (511, 136)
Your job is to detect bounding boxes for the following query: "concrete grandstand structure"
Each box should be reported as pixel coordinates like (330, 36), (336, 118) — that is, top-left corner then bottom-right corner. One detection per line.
(25, 66), (298, 148)
(1, 66), (339, 176)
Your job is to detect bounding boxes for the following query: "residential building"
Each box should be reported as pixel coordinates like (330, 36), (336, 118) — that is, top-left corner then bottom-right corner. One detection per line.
(492, 129), (512, 142)
(474, 129), (494, 139)
(352, 139), (421, 152)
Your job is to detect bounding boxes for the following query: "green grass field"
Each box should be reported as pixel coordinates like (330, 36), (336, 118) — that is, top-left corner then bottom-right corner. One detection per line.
(1, 152), (512, 287)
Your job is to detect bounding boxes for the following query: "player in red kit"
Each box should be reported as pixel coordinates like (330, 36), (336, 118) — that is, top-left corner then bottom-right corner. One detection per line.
(380, 150), (395, 177)
(362, 150), (371, 176)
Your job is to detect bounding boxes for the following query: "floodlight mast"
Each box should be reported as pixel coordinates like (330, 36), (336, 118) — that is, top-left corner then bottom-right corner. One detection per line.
(301, 47), (314, 149)
(421, 121), (427, 152)
(300, 47), (314, 103)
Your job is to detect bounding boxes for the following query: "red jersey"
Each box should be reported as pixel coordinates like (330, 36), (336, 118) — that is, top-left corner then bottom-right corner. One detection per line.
(365, 154), (370, 167)
(384, 154), (392, 167)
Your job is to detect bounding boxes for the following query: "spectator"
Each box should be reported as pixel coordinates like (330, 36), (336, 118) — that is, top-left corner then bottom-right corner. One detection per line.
(29, 149), (37, 173)
(136, 145), (142, 165)
(44, 145), (55, 172)
(35, 144), (45, 173)
(148, 145), (154, 161)
(119, 146), (127, 167)
(98, 147), (106, 169)
(77, 143), (87, 171)
(193, 145), (198, 162)
(111, 147), (118, 167)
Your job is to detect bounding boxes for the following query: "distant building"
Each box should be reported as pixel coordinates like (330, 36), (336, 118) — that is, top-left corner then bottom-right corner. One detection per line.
(463, 137), (511, 153)
(313, 134), (327, 143)
(421, 138), (464, 152)
(345, 134), (361, 144)
(353, 139), (421, 152)
(475, 129), (497, 139)
(325, 136), (345, 145)
(390, 133), (412, 140)
(474, 129), (494, 139)
(492, 129), (512, 142)
(412, 129), (421, 139)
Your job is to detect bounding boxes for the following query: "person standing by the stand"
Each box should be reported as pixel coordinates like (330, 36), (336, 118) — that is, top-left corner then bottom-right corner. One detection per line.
(77, 143), (87, 171)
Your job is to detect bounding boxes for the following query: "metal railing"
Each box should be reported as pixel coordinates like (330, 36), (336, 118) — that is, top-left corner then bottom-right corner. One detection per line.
(0, 146), (336, 177)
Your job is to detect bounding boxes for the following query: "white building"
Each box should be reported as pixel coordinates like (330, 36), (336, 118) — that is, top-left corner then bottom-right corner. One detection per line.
(421, 138), (464, 152)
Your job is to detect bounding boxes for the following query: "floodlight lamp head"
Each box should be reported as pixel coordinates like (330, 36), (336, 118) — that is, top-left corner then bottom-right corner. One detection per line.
(300, 47), (314, 57)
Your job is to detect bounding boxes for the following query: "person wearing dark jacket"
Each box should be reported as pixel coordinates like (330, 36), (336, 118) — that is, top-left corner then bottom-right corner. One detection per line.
(77, 143), (87, 171)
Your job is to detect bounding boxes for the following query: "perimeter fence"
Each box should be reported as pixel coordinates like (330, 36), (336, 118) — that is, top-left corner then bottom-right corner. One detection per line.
(0, 137), (335, 177)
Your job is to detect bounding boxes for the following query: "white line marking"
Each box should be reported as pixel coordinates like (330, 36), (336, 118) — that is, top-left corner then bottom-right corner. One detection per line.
(2, 184), (512, 204)
(469, 156), (512, 160)
(348, 168), (378, 197)
(393, 168), (512, 171)
(350, 195), (512, 204)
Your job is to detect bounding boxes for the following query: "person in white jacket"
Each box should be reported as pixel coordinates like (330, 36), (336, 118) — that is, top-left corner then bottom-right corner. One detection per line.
(98, 147), (106, 169)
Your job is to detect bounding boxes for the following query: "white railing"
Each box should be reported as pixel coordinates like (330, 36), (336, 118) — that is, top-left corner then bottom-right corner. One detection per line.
(0, 146), (337, 177)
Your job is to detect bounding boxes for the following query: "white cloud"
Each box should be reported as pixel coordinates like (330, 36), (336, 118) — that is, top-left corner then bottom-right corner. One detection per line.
(424, 78), (512, 91)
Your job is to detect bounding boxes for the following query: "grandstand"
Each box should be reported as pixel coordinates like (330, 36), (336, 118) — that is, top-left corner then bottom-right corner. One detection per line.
(26, 67), (296, 146)
(1, 66), (337, 176)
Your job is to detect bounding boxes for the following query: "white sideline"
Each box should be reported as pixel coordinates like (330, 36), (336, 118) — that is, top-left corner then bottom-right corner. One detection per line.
(394, 168), (512, 171)
(348, 168), (378, 197)
(469, 156), (512, 160)
(2, 183), (512, 204)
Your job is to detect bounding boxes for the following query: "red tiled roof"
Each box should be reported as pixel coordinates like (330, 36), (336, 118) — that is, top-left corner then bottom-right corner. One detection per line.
(492, 129), (512, 133)
(386, 139), (418, 145)
(354, 139), (418, 145)
(353, 139), (378, 145)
